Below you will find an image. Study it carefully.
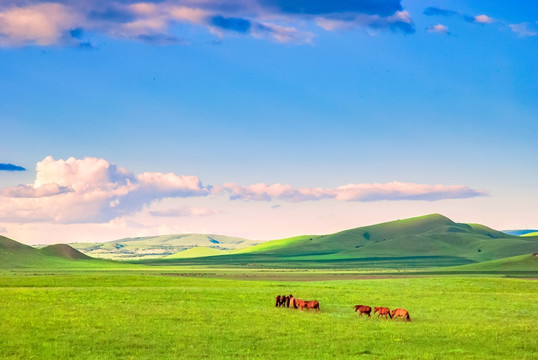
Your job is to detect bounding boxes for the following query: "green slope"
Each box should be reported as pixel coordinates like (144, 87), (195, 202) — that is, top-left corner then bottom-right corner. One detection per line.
(442, 253), (538, 272)
(165, 246), (229, 259)
(521, 232), (538, 237)
(145, 214), (538, 269)
(0, 236), (117, 269)
(71, 234), (260, 260)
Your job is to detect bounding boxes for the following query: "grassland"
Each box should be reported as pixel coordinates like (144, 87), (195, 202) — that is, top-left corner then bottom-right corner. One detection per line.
(0, 270), (536, 359)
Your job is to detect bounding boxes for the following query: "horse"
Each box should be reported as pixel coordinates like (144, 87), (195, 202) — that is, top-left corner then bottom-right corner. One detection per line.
(275, 295), (281, 307)
(280, 295), (288, 307)
(303, 300), (320, 312)
(391, 308), (411, 321)
(295, 299), (306, 311)
(289, 295), (298, 309)
(374, 307), (391, 319)
(354, 305), (372, 317)
(286, 295), (291, 308)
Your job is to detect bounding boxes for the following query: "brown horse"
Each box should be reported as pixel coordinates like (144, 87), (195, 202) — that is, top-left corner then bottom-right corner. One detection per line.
(275, 295), (281, 307)
(354, 305), (372, 317)
(289, 295), (297, 309)
(280, 295), (289, 307)
(295, 299), (306, 311)
(374, 307), (392, 319)
(303, 300), (320, 312)
(286, 295), (291, 308)
(391, 308), (411, 321)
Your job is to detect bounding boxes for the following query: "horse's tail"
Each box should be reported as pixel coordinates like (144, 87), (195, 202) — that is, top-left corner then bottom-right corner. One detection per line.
(389, 312), (393, 319)
(406, 313), (411, 321)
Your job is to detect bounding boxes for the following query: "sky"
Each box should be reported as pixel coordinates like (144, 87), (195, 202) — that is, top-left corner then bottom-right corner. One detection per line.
(0, 0), (537, 244)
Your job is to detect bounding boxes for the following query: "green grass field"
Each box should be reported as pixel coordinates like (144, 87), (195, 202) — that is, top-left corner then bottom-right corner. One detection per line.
(1, 269), (536, 359)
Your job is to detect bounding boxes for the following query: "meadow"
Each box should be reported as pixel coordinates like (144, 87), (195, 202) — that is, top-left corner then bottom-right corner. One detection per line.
(0, 269), (536, 359)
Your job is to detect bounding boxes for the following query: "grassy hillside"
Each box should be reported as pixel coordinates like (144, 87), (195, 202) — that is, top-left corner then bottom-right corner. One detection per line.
(521, 232), (538, 237)
(0, 236), (117, 269)
(145, 214), (538, 269)
(443, 253), (538, 272)
(71, 234), (260, 260)
(165, 246), (229, 259)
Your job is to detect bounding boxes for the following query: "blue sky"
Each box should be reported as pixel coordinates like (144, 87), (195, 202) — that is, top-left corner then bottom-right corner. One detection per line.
(0, 0), (537, 244)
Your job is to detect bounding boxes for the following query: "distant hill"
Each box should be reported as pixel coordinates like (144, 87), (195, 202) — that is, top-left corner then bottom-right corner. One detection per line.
(147, 214), (538, 269)
(71, 234), (260, 260)
(502, 230), (538, 236)
(0, 236), (106, 269)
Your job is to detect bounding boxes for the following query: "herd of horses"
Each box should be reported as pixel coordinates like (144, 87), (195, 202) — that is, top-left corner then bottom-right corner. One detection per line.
(275, 294), (320, 311)
(275, 294), (410, 321)
(354, 305), (411, 321)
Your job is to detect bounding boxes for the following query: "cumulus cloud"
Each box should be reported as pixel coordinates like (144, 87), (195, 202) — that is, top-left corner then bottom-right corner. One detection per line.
(218, 181), (486, 202)
(0, 156), (209, 223)
(0, 163), (25, 171)
(0, 0), (414, 47)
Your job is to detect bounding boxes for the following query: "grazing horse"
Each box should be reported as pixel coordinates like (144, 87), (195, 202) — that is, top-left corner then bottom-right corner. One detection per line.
(303, 300), (320, 312)
(374, 307), (392, 319)
(354, 305), (372, 317)
(280, 295), (288, 307)
(289, 295), (298, 309)
(275, 295), (281, 307)
(391, 308), (411, 321)
(295, 299), (306, 311)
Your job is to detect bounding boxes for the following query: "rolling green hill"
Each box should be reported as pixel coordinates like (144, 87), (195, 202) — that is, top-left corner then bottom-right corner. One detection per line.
(145, 214), (538, 269)
(71, 234), (260, 260)
(0, 236), (113, 269)
(443, 253), (538, 272)
(165, 246), (229, 259)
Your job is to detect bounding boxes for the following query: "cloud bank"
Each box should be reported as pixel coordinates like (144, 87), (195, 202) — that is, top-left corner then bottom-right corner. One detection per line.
(0, 156), (487, 224)
(218, 181), (486, 202)
(0, 0), (415, 47)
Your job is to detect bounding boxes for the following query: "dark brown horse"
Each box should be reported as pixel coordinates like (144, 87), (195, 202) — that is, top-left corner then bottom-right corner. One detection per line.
(391, 308), (411, 321)
(374, 307), (391, 319)
(354, 305), (372, 317)
(280, 295), (288, 307)
(275, 295), (281, 307)
(286, 295), (291, 308)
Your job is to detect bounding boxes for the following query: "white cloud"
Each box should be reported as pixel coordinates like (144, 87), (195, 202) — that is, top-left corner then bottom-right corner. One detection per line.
(0, 156), (209, 223)
(427, 24), (449, 34)
(0, 3), (80, 46)
(0, 156), (487, 226)
(509, 23), (537, 37)
(218, 181), (486, 202)
(474, 15), (494, 24)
